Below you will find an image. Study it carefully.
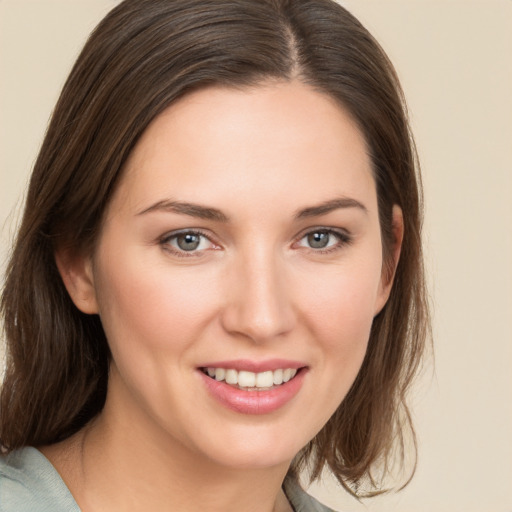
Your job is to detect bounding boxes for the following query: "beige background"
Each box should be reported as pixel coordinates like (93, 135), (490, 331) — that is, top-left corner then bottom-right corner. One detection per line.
(1, 1), (511, 511)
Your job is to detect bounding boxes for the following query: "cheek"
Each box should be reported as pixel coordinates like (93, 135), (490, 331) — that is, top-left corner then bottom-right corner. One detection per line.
(296, 260), (381, 379)
(301, 263), (381, 336)
(93, 249), (220, 361)
(280, 261), (382, 439)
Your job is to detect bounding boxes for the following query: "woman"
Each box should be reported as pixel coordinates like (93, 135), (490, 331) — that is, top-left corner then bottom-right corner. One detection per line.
(0, 1), (429, 510)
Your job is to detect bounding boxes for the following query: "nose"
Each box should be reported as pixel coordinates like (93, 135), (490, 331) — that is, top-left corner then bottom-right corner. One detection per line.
(220, 247), (296, 343)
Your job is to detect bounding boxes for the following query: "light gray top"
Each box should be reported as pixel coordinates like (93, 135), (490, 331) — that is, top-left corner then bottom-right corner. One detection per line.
(0, 447), (80, 512)
(0, 447), (335, 511)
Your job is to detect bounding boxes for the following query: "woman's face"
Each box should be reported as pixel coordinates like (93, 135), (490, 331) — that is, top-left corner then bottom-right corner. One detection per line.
(70, 81), (397, 470)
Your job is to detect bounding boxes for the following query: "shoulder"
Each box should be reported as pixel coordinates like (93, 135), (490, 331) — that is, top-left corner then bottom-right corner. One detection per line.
(0, 447), (80, 512)
(283, 476), (338, 512)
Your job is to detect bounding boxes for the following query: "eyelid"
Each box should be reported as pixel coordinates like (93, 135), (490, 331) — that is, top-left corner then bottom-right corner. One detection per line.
(295, 225), (352, 240)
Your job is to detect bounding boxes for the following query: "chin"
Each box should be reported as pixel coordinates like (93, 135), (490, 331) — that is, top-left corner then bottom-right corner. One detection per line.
(184, 420), (317, 471)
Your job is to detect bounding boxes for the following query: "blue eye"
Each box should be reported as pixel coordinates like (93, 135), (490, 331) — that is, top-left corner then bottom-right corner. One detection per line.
(306, 231), (332, 249)
(162, 231), (215, 255)
(297, 229), (350, 251)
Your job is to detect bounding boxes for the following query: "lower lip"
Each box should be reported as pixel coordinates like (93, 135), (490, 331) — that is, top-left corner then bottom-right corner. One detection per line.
(199, 369), (306, 415)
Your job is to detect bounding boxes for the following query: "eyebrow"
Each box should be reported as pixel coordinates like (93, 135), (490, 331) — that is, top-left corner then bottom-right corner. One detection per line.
(295, 197), (368, 219)
(137, 196), (367, 222)
(137, 200), (229, 222)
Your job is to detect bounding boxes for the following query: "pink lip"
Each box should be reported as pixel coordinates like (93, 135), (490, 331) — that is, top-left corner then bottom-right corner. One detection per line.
(197, 359), (306, 373)
(198, 366), (307, 415)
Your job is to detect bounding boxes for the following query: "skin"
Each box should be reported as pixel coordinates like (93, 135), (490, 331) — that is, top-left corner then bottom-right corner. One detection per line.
(49, 80), (403, 512)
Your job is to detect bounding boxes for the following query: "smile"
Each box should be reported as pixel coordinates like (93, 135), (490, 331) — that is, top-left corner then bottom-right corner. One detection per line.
(199, 363), (307, 414)
(201, 367), (298, 390)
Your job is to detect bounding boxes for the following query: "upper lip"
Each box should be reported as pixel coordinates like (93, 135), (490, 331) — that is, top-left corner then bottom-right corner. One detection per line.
(197, 359), (307, 373)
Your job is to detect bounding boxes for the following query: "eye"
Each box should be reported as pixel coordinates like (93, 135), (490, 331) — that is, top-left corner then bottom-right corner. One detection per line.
(296, 228), (351, 252)
(161, 230), (217, 256)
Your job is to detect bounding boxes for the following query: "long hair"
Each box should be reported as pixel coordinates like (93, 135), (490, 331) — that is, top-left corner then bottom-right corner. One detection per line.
(1, 0), (429, 496)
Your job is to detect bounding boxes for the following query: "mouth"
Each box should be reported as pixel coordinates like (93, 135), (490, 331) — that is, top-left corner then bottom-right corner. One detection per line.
(200, 367), (301, 391)
(198, 360), (308, 414)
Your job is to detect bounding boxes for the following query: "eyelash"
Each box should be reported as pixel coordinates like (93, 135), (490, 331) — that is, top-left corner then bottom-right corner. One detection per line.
(159, 229), (217, 258)
(159, 227), (352, 258)
(295, 228), (353, 255)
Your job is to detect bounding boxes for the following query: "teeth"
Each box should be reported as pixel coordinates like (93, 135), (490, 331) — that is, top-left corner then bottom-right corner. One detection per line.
(283, 368), (294, 382)
(238, 370), (256, 387)
(256, 371), (274, 388)
(225, 369), (238, 385)
(204, 367), (298, 389)
(273, 369), (283, 385)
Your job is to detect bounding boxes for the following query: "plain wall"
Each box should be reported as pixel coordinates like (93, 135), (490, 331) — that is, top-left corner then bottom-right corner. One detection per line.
(1, 1), (511, 511)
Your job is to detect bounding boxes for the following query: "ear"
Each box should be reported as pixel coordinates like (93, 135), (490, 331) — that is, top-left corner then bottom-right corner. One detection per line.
(55, 246), (99, 314)
(374, 205), (404, 315)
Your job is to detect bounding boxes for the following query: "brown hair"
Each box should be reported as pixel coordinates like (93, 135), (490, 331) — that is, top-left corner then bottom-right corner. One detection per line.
(1, 0), (429, 496)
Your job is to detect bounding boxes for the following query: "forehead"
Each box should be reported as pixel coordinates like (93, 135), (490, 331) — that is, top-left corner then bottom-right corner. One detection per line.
(113, 80), (376, 218)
